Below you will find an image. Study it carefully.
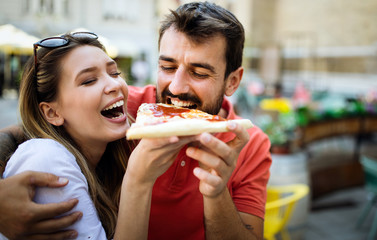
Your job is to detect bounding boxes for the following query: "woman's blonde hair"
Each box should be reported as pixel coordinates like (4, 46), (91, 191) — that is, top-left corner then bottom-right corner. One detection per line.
(19, 33), (134, 238)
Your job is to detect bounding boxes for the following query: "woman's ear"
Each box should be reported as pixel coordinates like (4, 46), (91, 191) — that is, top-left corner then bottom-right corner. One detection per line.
(225, 66), (244, 96)
(39, 102), (64, 126)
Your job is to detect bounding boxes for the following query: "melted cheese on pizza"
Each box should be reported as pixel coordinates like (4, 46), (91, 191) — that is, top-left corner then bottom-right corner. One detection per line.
(134, 103), (225, 127)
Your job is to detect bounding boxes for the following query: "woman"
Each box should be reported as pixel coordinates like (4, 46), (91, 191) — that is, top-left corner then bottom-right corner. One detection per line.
(2, 32), (194, 239)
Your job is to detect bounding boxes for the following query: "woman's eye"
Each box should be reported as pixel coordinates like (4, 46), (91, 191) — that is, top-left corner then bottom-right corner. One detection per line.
(110, 72), (121, 77)
(82, 79), (97, 85)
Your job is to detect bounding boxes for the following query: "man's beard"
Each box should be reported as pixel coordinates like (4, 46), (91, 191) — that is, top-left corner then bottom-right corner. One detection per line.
(156, 87), (225, 115)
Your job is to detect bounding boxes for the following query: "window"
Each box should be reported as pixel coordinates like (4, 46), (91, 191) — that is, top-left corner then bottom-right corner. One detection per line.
(22, 0), (30, 14)
(102, 0), (139, 21)
(63, 0), (69, 16)
(39, 0), (54, 15)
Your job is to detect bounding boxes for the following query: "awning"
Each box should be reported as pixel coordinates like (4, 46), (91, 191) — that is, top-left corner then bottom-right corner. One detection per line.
(0, 24), (39, 55)
(109, 38), (141, 57)
(71, 28), (119, 58)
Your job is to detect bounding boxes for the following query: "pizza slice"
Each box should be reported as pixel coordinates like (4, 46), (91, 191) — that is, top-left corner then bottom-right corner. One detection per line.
(126, 103), (253, 140)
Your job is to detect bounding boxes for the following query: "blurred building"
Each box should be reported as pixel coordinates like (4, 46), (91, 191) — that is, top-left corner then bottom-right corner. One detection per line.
(0, 0), (157, 55)
(247, 0), (377, 97)
(0, 0), (158, 89)
(0, 0), (376, 96)
(0, 0), (252, 89)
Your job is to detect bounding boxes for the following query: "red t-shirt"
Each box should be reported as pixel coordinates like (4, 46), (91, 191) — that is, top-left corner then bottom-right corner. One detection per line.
(127, 85), (271, 240)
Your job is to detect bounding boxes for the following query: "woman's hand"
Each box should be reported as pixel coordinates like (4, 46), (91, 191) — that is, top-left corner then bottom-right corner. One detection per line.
(115, 135), (196, 240)
(126, 135), (197, 186)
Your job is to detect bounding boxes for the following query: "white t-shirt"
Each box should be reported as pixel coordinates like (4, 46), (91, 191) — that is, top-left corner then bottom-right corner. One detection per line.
(2, 138), (107, 240)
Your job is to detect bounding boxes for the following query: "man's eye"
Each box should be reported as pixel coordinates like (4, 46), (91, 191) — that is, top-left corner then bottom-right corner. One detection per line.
(160, 65), (176, 72)
(192, 71), (209, 78)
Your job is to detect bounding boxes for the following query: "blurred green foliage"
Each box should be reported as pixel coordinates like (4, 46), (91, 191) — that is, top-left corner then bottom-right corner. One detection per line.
(257, 94), (376, 150)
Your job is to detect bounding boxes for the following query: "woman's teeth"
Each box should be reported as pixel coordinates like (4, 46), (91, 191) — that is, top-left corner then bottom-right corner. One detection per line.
(101, 100), (125, 119)
(103, 100), (124, 111)
(111, 112), (124, 119)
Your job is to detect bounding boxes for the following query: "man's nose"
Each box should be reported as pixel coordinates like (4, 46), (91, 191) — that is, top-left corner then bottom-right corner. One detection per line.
(168, 67), (190, 95)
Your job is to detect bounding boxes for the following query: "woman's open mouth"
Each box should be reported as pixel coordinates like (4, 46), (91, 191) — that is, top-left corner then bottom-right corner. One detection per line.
(101, 100), (125, 119)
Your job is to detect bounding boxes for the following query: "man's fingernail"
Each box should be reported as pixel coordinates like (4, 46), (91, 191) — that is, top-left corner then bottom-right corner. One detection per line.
(76, 212), (83, 220)
(69, 231), (78, 239)
(68, 198), (79, 205)
(58, 177), (69, 184)
(201, 133), (211, 143)
(193, 167), (201, 176)
(228, 121), (237, 129)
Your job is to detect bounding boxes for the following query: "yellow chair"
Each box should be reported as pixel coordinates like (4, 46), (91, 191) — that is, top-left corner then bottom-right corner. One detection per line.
(264, 184), (310, 240)
(356, 155), (377, 240)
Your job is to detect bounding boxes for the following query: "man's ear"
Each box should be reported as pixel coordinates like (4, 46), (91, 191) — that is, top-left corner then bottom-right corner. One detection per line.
(225, 66), (243, 96)
(39, 102), (64, 126)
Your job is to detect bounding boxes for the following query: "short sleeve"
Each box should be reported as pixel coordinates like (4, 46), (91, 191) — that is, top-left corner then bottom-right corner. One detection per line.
(4, 139), (107, 239)
(228, 127), (272, 219)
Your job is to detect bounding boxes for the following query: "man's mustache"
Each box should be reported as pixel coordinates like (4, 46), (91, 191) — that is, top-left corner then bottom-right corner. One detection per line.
(163, 89), (201, 105)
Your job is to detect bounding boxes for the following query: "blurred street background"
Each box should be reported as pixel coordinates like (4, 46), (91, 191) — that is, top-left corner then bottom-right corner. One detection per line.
(0, 0), (377, 239)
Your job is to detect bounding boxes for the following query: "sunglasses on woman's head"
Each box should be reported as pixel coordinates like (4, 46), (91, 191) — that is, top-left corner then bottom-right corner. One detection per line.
(33, 32), (98, 76)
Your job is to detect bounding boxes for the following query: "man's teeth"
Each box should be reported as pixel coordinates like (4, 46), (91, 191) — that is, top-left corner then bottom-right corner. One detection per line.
(171, 99), (194, 108)
(103, 100), (124, 111)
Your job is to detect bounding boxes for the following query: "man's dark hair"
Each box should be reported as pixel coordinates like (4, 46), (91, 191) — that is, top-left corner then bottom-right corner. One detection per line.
(159, 1), (245, 79)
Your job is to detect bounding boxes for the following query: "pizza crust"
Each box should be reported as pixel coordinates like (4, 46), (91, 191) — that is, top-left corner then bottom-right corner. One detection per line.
(126, 118), (253, 140)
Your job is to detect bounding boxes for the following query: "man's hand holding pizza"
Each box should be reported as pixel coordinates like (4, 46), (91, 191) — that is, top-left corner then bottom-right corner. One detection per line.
(187, 123), (260, 240)
(186, 122), (259, 239)
(0, 171), (81, 240)
(186, 121), (249, 198)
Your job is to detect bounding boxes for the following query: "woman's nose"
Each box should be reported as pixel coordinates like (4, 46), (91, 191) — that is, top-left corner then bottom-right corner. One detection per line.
(104, 76), (121, 94)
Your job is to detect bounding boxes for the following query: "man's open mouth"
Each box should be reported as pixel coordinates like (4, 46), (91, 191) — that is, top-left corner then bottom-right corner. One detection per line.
(101, 100), (125, 119)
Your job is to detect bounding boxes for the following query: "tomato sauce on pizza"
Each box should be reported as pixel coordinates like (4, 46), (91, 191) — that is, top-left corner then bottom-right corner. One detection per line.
(126, 103), (252, 139)
(151, 104), (225, 121)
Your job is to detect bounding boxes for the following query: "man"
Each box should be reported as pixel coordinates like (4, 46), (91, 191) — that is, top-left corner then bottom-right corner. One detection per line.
(0, 2), (271, 239)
